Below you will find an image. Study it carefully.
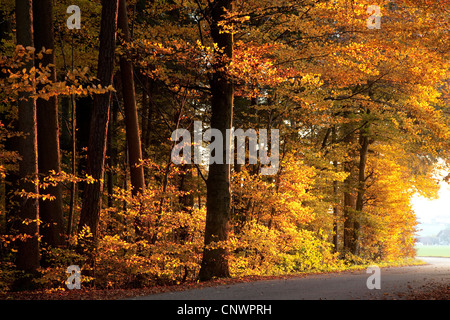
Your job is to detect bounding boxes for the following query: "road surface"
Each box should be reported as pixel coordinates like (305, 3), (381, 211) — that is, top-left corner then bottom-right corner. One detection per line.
(134, 257), (450, 300)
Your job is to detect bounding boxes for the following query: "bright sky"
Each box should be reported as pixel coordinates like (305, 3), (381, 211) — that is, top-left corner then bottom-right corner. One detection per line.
(412, 181), (450, 237)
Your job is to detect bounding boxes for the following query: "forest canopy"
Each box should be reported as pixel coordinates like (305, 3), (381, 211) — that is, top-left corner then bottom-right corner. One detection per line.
(0, 0), (449, 292)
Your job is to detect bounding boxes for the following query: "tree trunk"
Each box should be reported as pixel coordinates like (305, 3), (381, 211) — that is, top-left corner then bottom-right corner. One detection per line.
(342, 122), (357, 255)
(333, 173), (339, 252)
(354, 125), (371, 255)
(141, 77), (153, 163)
(67, 95), (76, 236)
(331, 127), (339, 253)
(199, 0), (233, 281)
(177, 164), (195, 244)
(15, 0), (40, 273)
(0, 10), (18, 238)
(33, 0), (65, 248)
(107, 100), (118, 208)
(78, 0), (119, 248)
(118, 0), (145, 196)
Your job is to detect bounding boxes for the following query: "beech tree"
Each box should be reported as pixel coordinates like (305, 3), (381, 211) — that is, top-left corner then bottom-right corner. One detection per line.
(33, 0), (65, 249)
(0, 0), (448, 292)
(198, 0), (234, 281)
(78, 0), (120, 248)
(118, 0), (145, 197)
(15, 0), (40, 274)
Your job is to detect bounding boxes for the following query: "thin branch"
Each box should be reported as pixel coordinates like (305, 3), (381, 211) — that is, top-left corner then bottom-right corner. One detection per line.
(324, 73), (389, 102)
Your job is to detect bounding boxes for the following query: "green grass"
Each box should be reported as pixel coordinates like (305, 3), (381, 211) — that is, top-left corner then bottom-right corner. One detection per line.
(415, 245), (450, 257)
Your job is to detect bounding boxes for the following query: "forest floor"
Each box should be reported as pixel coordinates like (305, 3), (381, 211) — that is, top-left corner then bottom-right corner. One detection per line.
(0, 274), (317, 300)
(1, 257), (449, 300)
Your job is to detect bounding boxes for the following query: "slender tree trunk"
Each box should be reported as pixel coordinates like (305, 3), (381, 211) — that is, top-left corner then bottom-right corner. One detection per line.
(199, 0), (233, 281)
(333, 172), (339, 252)
(33, 0), (65, 248)
(107, 101), (118, 208)
(15, 0), (40, 273)
(123, 145), (128, 212)
(342, 121), (357, 255)
(354, 125), (371, 255)
(67, 95), (76, 236)
(0, 12), (18, 238)
(331, 127), (339, 253)
(343, 178), (356, 253)
(117, 0), (146, 238)
(78, 0), (119, 248)
(141, 77), (149, 157)
(118, 0), (145, 196)
(141, 77), (153, 163)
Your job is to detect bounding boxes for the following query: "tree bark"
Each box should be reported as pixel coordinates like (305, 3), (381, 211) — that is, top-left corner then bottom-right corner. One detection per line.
(354, 125), (371, 255)
(199, 0), (233, 281)
(67, 95), (76, 236)
(0, 8), (18, 238)
(78, 0), (119, 248)
(15, 0), (40, 273)
(33, 0), (65, 248)
(331, 126), (339, 253)
(107, 101), (118, 208)
(118, 0), (145, 196)
(342, 121), (357, 255)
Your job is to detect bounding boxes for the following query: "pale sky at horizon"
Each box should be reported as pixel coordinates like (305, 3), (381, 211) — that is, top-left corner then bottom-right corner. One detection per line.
(412, 181), (450, 238)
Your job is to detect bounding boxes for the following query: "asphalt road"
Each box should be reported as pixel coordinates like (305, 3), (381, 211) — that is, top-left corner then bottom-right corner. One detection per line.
(134, 257), (450, 300)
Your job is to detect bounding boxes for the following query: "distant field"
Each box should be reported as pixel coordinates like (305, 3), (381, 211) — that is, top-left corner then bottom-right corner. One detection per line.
(415, 246), (450, 257)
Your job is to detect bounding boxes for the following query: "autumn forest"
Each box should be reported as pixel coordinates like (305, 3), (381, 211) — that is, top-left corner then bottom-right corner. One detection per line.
(0, 0), (449, 295)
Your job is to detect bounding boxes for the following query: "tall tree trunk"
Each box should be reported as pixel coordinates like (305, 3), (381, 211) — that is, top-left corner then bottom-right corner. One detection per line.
(342, 122), (357, 255)
(117, 0), (146, 238)
(0, 8), (18, 238)
(78, 0), (119, 249)
(333, 170), (339, 252)
(33, 0), (65, 248)
(331, 126), (339, 253)
(354, 124), (371, 255)
(199, 0), (233, 281)
(67, 95), (76, 236)
(15, 0), (40, 273)
(118, 0), (145, 196)
(107, 100), (118, 208)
